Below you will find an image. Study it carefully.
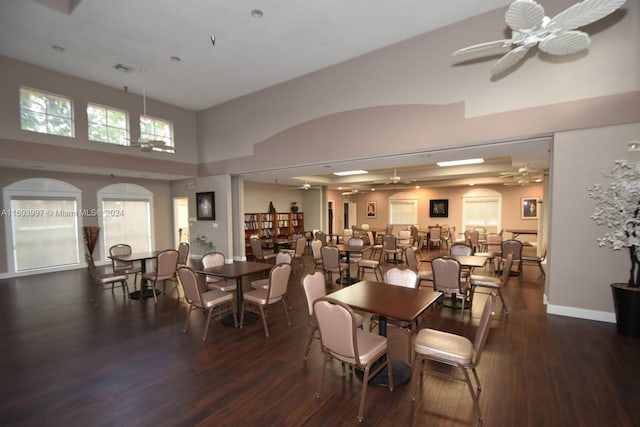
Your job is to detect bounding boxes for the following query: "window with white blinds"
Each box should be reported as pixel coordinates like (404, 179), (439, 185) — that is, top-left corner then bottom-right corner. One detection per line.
(462, 192), (502, 232)
(389, 199), (418, 225)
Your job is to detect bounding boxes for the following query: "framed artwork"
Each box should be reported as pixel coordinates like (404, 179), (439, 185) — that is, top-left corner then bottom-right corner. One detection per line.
(196, 192), (215, 220)
(366, 201), (377, 218)
(521, 197), (538, 219)
(429, 199), (449, 218)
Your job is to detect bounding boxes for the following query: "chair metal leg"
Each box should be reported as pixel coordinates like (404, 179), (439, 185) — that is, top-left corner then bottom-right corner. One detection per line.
(259, 305), (269, 337)
(201, 308), (214, 341)
(183, 305), (193, 334)
(462, 367), (483, 423)
(315, 353), (329, 398)
(410, 357), (424, 402)
(357, 364), (371, 422)
(282, 299), (291, 326)
(304, 326), (317, 360)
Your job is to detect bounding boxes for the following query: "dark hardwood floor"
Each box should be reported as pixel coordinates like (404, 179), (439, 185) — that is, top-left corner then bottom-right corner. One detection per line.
(1, 248), (639, 426)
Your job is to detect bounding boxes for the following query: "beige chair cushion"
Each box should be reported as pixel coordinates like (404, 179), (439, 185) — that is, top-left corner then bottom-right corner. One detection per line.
(201, 288), (233, 308)
(251, 278), (269, 289)
(470, 275), (501, 288)
(414, 328), (473, 366)
(244, 288), (283, 305)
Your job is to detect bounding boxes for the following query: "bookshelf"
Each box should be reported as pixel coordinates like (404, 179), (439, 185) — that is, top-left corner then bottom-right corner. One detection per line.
(244, 212), (304, 256)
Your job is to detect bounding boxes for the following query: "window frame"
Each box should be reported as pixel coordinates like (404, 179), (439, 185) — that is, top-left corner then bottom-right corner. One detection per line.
(87, 102), (130, 146)
(139, 114), (174, 152)
(19, 87), (75, 137)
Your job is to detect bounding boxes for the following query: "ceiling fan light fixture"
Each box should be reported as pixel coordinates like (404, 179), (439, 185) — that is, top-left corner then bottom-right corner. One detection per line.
(437, 158), (484, 167)
(333, 169), (368, 176)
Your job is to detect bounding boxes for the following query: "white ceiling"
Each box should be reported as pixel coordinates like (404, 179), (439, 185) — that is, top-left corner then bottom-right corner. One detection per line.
(0, 0), (551, 187)
(0, 0), (513, 111)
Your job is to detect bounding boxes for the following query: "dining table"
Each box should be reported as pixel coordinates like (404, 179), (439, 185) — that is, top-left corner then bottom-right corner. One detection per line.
(334, 243), (369, 286)
(108, 250), (162, 300)
(328, 280), (442, 386)
(198, 261), (272, 326)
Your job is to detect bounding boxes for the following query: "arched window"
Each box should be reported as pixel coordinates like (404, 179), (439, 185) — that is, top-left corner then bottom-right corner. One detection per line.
(98, 183), (154, 258)
(3, 178), (82, 273)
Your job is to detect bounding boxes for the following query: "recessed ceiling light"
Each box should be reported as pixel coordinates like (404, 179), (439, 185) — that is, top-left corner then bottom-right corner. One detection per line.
(436, 158), (484, 167)
(333, 170), (368, 176)
(415, 185), (420, 189)
(251, 9), (263, 18)
(469, 183), (475, 186)
(370, 188), (376, 191)
(627, 140), (640, 151)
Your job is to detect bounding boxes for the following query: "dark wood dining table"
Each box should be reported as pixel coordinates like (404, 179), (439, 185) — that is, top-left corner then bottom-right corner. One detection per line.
(198, 261), (272, 326)
(334, 243), (369, 286)
(328, 280), (442, 386)
(108, 250), (161, 300)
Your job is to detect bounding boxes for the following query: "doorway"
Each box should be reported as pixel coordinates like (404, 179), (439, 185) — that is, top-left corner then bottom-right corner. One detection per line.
(173, 197), (190, 246)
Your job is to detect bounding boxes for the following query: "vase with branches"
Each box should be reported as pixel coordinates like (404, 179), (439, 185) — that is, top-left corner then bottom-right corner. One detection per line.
(588, 159), (640, 288)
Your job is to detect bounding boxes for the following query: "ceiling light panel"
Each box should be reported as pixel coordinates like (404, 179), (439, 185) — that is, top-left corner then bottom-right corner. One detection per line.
(436, 158), (484, 167)
(333, 170), (368, 176)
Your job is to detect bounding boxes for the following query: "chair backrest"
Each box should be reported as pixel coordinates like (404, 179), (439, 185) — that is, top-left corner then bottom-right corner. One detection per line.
(275, 251), (292, 264)
(321, 245), (341, 272)
(267, 263), (292, 301)
(315, 231), (327, 246)
(398, 229), (411, 244)
(311, 239), (323, 260)
(361, 224), (370, 231)
(440, 224), (450, 237)
(410, 225), (418, 237)
(450, 243), (473, 256)
(178, 266), (203, 306)
(109, 243), (133, 269)
(177, 242), (190, 265)
(429, 227), (441, 241)
(302, 271), (326, 316)
(366, 231), (375, 246)
(314, 297), (359, 364)
(472, 294), (495, 367)
(485, 233), (503, 252)
(500, 252), (514, 285)
(501, 239), (523, 261)
(343, 229), (353, 237)
(250, 238), (264, 258)
(348, 237), (364, 248)
(294, 236), (307, 256)
(156, 249), (179, 277)
(432, 257), (462, 293)
(382, 234), (397, 250)
(201, 251), (225, 269)
(404, 246), (418, 272)
(384, 267), (418, 289)
(464, 230), (479, 249)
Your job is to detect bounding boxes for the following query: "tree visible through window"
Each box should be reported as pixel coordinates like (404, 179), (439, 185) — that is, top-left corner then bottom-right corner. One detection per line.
(140, 115), (174, 152)
(20, 87), (74, 137)
(87, 103), (129, 145)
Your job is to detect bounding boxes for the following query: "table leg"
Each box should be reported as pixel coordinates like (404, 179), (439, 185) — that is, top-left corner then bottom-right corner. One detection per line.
(221, 276), (258, 326)
(129, 259), (161, 300)
(357, 316), (412, 387)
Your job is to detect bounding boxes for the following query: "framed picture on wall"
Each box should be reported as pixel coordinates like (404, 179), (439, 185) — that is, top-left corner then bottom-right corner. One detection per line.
(430, 199), (448, 218)
(196, 192), (215, 220)
(366, 201), (377, 218)
(521, 197), (538, 219)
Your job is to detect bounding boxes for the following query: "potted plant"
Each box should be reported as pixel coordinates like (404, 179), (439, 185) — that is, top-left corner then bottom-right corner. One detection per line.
(588, 159), (640, 336)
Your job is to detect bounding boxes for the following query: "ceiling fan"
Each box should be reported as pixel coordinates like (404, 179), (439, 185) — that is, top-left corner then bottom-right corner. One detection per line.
(504, 178), (539, 186)
(290, 182), (321, 190)
(129, 84), (175, 153)
(500, 163), (543, 178)
(379, 169), (414, 185)
(452, 0), (627, 76)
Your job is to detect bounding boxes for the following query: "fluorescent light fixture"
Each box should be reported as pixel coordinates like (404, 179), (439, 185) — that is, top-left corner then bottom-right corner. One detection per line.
(436, 158), (484, 167)
(333, 169), (368, 176)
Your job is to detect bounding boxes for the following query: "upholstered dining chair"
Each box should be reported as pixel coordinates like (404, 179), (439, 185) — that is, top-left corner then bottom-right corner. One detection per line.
(382, 234), (403, 264)
(177, 242), (190, 267)
(357, 240), (384, 282)
(109, 243), (142, 291)
(470, 253), (513, 315)
(320, 245), (348, 288)
(301, 272), (363, 360)
(281, 236), (306, 268)
(367, 231), (383, 260)
(250, 237), (276, 263)
(411, 294), (495, 425)
(86, 255), (129, 307)
(142, 249), (179, 304)
(314, 297), (393, 422)
(177, 266), (236, 341)
(501, 239), (523, 281)
(431, 256), (471, 321)
(404, 246), (433, 287)
(201, 251), (237, 293)
(369, 267), (419, 364)
(240, 262), (292, 337)
(464, 229), (480, 253)
(522, 245), (546, 278)
(311, 239), (323, 270)
(427, 226), (442, 253)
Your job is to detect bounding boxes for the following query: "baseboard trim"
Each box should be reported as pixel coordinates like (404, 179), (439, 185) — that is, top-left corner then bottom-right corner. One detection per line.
(546, 303), (616, 323)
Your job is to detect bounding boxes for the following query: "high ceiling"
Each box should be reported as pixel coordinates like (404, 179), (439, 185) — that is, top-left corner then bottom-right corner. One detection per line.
(0, 0), (551, 186)
(0, 0), (513, 111)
